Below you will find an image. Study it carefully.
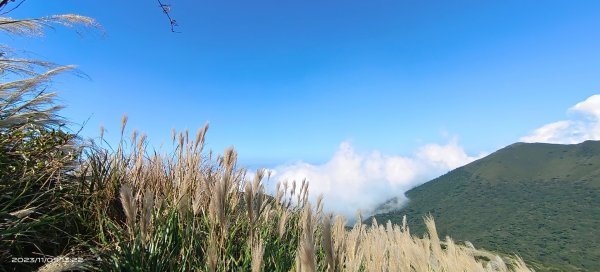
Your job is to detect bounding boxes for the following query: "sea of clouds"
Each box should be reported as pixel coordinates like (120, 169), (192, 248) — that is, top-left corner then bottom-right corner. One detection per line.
(260, 94), (600, 219)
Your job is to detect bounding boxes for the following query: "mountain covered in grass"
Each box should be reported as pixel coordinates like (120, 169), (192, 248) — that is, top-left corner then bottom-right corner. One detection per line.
(373, 140), (600, 271)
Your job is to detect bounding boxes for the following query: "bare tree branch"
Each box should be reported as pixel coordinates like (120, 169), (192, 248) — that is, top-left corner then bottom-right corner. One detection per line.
(0, 0), (10, 10)
(157, 0), (179, 33)
(1, 0), (26, 15)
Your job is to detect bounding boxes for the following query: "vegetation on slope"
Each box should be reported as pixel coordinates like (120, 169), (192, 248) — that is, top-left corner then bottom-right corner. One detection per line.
(374, 141), (600, 271)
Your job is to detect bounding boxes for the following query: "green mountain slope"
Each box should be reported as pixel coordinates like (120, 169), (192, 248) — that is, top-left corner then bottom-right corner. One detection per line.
(373, 141), (600, 271)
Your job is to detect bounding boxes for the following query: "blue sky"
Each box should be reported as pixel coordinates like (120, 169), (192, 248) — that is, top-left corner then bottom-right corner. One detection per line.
(6, 0), (600, 170)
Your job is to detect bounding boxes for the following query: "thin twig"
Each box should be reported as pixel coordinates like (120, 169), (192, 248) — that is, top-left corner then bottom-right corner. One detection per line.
(156, 0), (179, 33)
(1, 0), (27, 15)
(0, 0), (10, 12)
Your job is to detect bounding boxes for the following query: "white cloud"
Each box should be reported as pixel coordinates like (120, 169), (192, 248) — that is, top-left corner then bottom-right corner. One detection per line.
(269, 139), (480, 219)
(260, 94), (600, 220)
(521, 94), (600, 144)
(520, 121), (575, 144)
(571, 94), (600, 118)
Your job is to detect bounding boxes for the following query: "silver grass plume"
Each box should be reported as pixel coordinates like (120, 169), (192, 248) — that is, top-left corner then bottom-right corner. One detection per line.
(119, 184), (136, 235)
(297, 203), (316, 272)
(322, 214), (335, 271)
(278, 208), (289, 239)
(141, 191), (154, 241)
(0, 14), (100, 36)
(251, 236), (265, 272)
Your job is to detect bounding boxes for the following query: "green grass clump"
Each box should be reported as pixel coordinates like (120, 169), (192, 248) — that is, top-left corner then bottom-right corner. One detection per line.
(0, 65), (90, 271)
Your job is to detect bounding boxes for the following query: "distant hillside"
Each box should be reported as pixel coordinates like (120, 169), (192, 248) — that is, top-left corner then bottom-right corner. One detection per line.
(373, 141), (600, 271)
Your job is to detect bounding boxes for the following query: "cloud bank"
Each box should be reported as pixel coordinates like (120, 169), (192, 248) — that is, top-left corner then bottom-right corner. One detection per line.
(521, 94), (600, 144)
(265, 94), (600, 219)
(269, 139), (481, 219)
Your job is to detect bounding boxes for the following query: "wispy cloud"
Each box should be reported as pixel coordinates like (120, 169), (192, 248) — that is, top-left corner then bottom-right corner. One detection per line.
(521, 94), (600, 144)
(268, 139), (482, 219)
